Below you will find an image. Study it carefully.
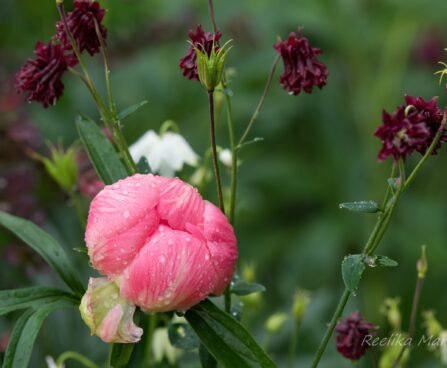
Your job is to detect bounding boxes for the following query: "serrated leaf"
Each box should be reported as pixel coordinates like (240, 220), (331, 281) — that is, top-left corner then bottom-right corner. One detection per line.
(375, 255), (399, 267)
(3, 300), (77, 368)
(77, 115), (130, 184)
(168, 322), (200, 350)
(0, 212), (84, 296)
(0, 287), (78, 316)
(341, 255), (366, 292)
(339, 201), (379, 213)
(117, 101), (148, 121)
(185, 299), (276, 368)
(231, 282), (266, 296)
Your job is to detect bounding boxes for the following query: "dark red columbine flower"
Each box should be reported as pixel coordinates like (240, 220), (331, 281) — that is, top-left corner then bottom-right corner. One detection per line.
(15, 41), (77, 108)
(274, 29), (328, 95)
(56, 0), (107, 56)
(375, 96), (445, 162)
(336, 312), (377, 361)
(179, 25), (222, 81)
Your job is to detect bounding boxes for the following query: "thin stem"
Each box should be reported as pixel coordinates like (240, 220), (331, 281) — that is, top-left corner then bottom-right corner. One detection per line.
(69, 190), (86, 227)
(310, 289), (351, 368)
(225, 94), (237, 225)
(237, 55), (280, 148)
(144, 314), (158, 368)
(392, 276), (425, 367)
(208, 0), (219, 33)
(56, 351), (99, 368)
(287, 320), (302, 368)
(208, 91), (225, 212)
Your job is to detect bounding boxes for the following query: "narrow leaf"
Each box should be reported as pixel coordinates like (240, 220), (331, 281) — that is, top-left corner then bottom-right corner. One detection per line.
(2, 310), (33, 368)
(185, 299), (276, 368)
(4, 300), (77, 368)
(110, 343), (135, 368)
(341, 255), (366, 292)
(0, 212), (84, 296)
(0, 287), (78, 316)
(231, 282), (266, 296)
(77, 115), (129, 184)
(168, 323), (200, 350)
(339, 201), (379, 213)
(199, 343), (218, 368)
(117, 100), (148, 121)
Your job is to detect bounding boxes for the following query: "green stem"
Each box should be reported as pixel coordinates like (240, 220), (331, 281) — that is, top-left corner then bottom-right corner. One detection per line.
(144, 314), (158, 368)
(287, 319), (302, 368)
(225, 94), (237, 225)
(208, 0), (219, 33)
(310, 289), (351, 368)
(56, 351), (99, 368)
(237, 55), (280, 148)
(207, 90), (225, 213)
(69, 190), (86, 227)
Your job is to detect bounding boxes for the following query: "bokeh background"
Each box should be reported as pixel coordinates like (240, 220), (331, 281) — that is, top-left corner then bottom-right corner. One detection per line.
(1, 0), (447, 367)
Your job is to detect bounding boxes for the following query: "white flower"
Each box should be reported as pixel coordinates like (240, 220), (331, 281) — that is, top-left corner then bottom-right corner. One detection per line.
(45, 356), (63, 368)
(130, 130), (199, 177)
(219, 149), (233, 167)
(152, 327), (182, 365)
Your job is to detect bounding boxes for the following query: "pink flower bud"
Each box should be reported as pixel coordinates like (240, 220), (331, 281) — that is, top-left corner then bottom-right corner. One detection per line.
(85, 174), (237, 313)
(79, 277), (143, 343)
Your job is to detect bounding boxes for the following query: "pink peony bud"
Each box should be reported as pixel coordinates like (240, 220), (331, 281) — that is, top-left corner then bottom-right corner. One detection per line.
(79, 277), (143, 343)
(85, 174), (238, 313)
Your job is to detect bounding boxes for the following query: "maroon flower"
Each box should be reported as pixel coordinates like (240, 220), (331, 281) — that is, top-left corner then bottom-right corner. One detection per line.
(375, 96), (445, 162)
(274, 29), (328, 95)
(336, 312), (377, 361)
(15, 41), (77, 108)
(179, 25), (222, 81)
(56, 0), (107, 56)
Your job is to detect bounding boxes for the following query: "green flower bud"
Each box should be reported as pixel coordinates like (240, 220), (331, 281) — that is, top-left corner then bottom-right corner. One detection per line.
(34, 142), (78, 193)
(417, 245), (428, 278)
(380, 298), (401, 331)
(193, 40), (233, 92)
(242, 262), (256, 284)
(292, 289), (310, 322)
(80, 277), (143, 343)
(265, 313), (288, 335)
(423, 310), (443, 338)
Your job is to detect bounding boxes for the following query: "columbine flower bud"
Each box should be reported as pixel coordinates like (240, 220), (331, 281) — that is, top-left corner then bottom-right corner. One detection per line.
(417, 245), (428, 278)
(381, 298), (402, 331)
(80, 277), (143, 343)
(35, 143), (78, 193)
(423, 310), (443, 338)
(265, 313), (288, 335)
(194, 40), (233, 92)
(292, 289), (310, 322)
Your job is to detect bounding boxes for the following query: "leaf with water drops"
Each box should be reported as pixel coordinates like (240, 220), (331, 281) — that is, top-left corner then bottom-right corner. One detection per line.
(231, 281), (266, 296)
(341, 254), (366, 292)
(168, 322), (200, 350)
(339, 201), (379, 213)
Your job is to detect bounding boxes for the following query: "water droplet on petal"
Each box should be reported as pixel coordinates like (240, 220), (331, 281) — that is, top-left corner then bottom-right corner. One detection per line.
(123, 210), (130, 218)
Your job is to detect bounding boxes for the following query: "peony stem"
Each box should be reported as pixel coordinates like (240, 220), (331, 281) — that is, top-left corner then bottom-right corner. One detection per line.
(144, 314), (158, 368)
(207, 91), (225, 213)
(237, 54), (280, 148)
(56, 351), (99, 368)
(311, 113), (447, 367)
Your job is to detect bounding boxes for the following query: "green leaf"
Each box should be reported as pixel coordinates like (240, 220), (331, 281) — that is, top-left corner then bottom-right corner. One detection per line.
(3, 300), (77, 368)
(339, 201), (379, 213)
(77, 115), (129, 184)
(231, 282), (266, 296)
(137, 156), (151, 174)
(110, 343), (135, 368)
(0, 212), (84, 296)
(168, 322), (200, 350)
(185, 299), (276, 368)
(199, 343), (217, 368)
(366, 255), (399, 268)
(0, 287), (79, 316)
(341, 254), (366, 292)
(117, 100), (148, 121)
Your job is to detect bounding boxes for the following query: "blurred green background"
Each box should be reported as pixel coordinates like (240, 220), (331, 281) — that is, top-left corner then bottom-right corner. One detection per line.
(1, 0), (447, 367)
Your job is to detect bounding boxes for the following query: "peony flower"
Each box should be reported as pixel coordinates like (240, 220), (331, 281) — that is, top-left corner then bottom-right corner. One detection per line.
(179, 25), (222, 81)
(130, 130), (199, 177)
(274, 29), (328, 95)
(15, 41), (77, 108)
(79, 277), (143, 343)
(56, 0), (107, 56)
(335, 312), (377, 361)
(85, 174), (237, 314)
(374, 96), (445, 161)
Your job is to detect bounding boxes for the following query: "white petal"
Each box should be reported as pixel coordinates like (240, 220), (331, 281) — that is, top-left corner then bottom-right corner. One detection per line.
(219, 149), (233, 167)
(129, 130), (160, 163)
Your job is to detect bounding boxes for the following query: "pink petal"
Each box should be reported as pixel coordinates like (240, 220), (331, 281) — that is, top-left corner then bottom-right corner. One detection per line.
(120, 225), (216, 312)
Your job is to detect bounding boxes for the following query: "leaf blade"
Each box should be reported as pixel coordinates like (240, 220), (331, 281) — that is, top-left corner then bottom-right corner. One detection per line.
(341, 254), (366, 292)
(339, 201), (379, 213)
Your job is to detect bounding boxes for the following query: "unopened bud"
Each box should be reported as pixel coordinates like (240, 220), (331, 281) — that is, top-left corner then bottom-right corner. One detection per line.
(292, 289), (310, 322)
(423, 310), (443, 338)
(417, 245), (428, 278)
(80, 277), (143, 343)
(380, 298), (401, 331)
(265, 313), (288, 335)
